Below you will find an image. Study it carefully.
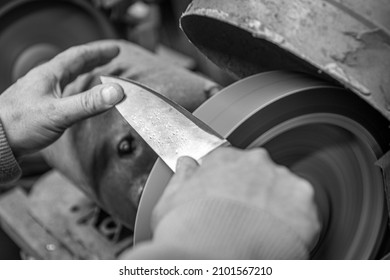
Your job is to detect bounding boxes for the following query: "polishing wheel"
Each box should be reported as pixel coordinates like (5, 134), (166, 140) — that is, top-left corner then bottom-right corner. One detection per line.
(135, 71), (390, 259)
(0, 0), (117, 92)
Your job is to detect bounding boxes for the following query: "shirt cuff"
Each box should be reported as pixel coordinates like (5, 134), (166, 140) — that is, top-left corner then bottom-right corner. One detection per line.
(0, 120), (21, 184)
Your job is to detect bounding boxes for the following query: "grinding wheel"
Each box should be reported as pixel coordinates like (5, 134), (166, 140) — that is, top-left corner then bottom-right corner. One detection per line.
(0, 0), (117, 92)
(134, 71), (390, 259)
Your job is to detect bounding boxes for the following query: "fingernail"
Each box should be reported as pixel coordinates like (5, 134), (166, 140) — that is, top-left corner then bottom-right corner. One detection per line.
(176, 156), (198, 172)
(176, 157), (186, 169)
(102, 84), (124, 105)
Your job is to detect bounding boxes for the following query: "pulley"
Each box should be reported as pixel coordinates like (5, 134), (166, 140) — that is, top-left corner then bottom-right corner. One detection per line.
(135, 71), (390, 259)
(0, 0), (117, 92)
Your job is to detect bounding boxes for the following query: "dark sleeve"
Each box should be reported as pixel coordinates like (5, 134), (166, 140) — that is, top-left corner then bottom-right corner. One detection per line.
(0, 120), (21, 185)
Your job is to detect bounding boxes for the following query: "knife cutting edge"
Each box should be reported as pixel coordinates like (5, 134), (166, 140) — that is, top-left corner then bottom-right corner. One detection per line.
(100, 76), (229, 172)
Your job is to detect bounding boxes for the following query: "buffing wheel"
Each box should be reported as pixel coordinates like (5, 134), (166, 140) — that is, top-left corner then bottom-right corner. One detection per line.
(135, 71), (390, 259)
(0, 0), (117, 92)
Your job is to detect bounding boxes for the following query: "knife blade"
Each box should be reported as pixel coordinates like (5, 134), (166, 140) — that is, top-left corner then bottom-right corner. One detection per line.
(100, 76), (228, 171)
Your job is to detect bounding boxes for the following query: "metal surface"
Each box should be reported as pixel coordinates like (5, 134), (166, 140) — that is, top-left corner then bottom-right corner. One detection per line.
(0, 0), (117, 92)
(180, 0), (390, 120)
(135, 71), (390, 259)
(101, 76), (227, 172)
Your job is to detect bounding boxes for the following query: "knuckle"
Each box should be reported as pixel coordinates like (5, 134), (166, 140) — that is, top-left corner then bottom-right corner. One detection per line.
(53, 49), (67, 63)
(298, 178), (315, 197)
(276, 164), (290, 175)
(80, 91), (99, 114)
(60, 45), (90, 65)
(26, 64), (46, 78)
(308, 207), (322, 239)
(250, 148), (271, 162)
(206, 146), (232, 162)
(45, 102), (68, 131)
(78, 46), (90, 57)
(70, 45), (86, 55)
(21, 66), (56, 87)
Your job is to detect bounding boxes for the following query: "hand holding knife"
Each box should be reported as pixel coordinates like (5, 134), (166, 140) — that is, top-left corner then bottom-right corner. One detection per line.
(100, 76), (320, 252)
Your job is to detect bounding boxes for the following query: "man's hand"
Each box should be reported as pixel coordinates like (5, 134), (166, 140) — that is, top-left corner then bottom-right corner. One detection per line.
(0, 41), (124, 157)
(153, 147), (321, 250)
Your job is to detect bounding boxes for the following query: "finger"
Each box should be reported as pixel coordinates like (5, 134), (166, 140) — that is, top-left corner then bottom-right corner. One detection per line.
(62, 71), (96, 98)
(151, 157), (199, 229)
(41, 41), (120, 90)
(202, 146), (241, 165)
(162, 156), (199, 195)
(250, 147), (273, 161)
(56, 83), (124, 127)
(175, 156), (199, 178)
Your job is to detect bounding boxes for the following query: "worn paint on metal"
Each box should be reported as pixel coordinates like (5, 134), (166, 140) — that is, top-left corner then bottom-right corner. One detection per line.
(181, 0), (390, 119)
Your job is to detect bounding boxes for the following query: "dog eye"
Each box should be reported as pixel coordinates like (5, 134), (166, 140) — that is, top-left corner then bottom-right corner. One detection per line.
(117, 136), (135, 156)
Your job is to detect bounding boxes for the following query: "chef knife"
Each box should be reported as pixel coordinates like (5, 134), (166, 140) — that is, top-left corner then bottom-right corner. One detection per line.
(100, 76), (228, 171)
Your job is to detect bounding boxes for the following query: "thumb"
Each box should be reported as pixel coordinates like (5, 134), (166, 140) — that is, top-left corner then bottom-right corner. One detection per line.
(175, 156), (199, 178)
(163, 156), (198, 194)
(58, 83), (124, 126)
